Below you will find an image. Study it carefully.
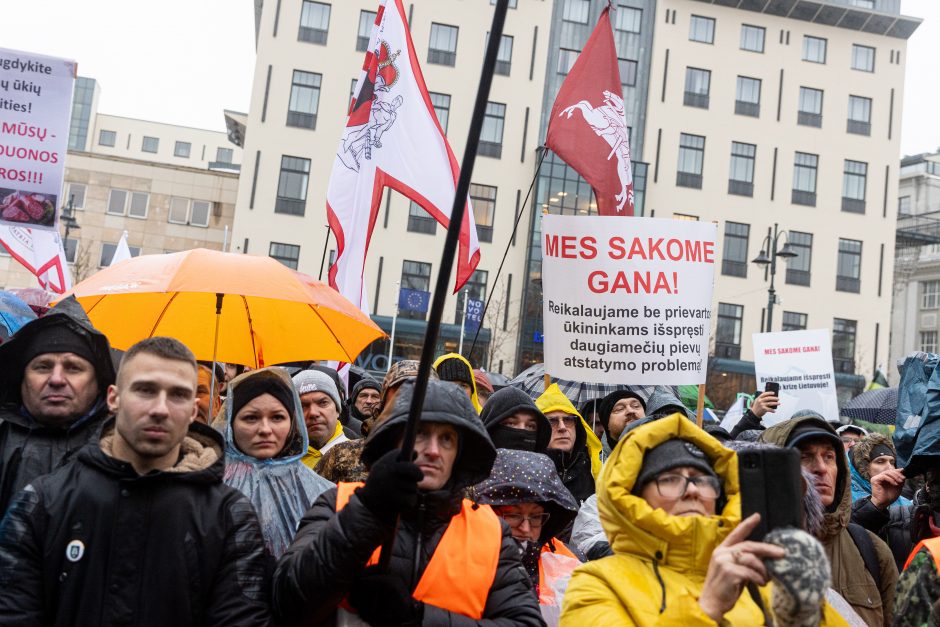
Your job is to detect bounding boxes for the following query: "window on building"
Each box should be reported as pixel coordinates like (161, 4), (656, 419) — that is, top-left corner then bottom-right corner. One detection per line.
(99, 242), (140, 267)
(684, 67), (711, 109)
(677, 133), (705, 189)
(614, 6), (642, 33)
(922, 280), (940, 309)
(721, 222), (750, 278)
(562, 0), (590, 24)
(299, 1), (330, 44)
(141, 136), (159, 153)
(619, 58), (638, 87)
(401, 260), (432, 320)
(67, 182), (86, 210)
(557, 48), (579, 76)
(174, 141), (191, 158)
(168, 198), (211, 227)
(802, 35), (827, 63)
(190, 200), (211, 227)
(469, 183), (496, 243)
(216, 147), (234, 164)
(128, 192), (148, 218)
(921, 331), (938, 353)
(899, 195), (912, 215)
(740, 24), (765, 52)
(836, 238), (862, 293)
(429, 92), (450, 133)
(735, 76), (761, 117)
(495, 35), (513, 76)
(287, 70), (322, 129)
(357, 10), (376, 52)
(689, 15), (715, 44)
(107, 189), (127, 216)
(785, 231), (813, 286)
(782, 311), (808, 331)
(428, 23), (459, 66)
(852, 44), (875, 72)
(107, 189), (149, 219)
(792, 152), (818, 206)
(99, 130), (116, 147)
(63, 238), (78, 264)
(728, 141), (756, 197)
(275, 155), (310, 216)
(797, 87), (823, 127)
(269, 242), (300, 269)
(832, 318), (857, 374)
(456, 269), (488, 324)
(407, 201), (437, 234)
(168, 197), (189, 224)
(716, 303), (743, 358)
(842, 160), (867, 213)
(479, 102), (505, 159)
(847, 95), (872, 136)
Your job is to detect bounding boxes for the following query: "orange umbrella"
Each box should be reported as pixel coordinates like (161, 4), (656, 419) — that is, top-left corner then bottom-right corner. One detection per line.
(60, 248), (385, 368)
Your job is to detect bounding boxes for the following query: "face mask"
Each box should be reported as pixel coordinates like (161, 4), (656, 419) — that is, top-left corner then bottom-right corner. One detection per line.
(491, 425), (538, 452)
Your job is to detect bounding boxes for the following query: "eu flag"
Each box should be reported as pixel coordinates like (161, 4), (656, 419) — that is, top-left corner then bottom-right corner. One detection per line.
(399, 287), (431, 313)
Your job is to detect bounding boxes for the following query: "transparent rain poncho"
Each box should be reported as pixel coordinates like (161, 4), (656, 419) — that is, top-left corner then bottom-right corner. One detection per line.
(220, 367), (334, 558)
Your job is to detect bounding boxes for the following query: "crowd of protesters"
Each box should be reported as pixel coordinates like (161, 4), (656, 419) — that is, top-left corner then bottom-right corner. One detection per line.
(3, 298), (940, 625)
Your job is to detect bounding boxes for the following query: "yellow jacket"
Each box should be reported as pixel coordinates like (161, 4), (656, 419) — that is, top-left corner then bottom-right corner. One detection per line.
(433, 353), (483, 413)
(560, 414), (848, 626)
(301, 421), (346, 469)
(535, 383), (603, 479)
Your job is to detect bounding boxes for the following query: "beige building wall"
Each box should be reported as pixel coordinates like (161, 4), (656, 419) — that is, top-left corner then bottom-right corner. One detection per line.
(232, 0), (554, 373)
(0, 151), (237, 289)
(644, 0), (910, 382)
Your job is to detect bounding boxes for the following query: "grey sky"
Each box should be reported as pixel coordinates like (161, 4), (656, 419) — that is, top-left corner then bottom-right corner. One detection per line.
(5, 0), (937, 156)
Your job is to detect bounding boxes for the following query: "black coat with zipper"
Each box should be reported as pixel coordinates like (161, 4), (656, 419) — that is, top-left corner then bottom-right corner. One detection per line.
(0, 419), (274, 627)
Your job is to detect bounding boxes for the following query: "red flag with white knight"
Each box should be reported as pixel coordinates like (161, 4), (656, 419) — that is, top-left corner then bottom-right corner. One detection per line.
(327, 0), (480, 314)
(545, 6), (635, 216)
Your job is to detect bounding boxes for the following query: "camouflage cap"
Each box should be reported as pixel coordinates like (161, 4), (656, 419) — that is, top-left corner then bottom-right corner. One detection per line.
(381, 359), (439, 400)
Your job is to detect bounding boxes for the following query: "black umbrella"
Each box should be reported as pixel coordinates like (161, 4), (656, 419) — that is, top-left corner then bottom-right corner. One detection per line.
(841, 387), (898, 426)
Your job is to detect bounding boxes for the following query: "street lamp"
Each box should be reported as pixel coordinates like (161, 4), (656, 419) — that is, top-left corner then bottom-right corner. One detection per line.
(750, 222), (797, 332)
(60, 194), (80, 258)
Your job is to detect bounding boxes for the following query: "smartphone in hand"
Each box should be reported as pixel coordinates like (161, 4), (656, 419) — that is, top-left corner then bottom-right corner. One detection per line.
(764, 381), (780, 396)
(739, 448), (803, 541)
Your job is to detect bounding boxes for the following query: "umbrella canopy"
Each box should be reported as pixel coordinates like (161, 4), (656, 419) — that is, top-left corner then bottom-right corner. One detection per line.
(508, 362), (673, 407)
(60, 248), (385, 367)
(0, 290), (37, 341)
(678, 384), (714, 411)
(841, 387), (898, 426)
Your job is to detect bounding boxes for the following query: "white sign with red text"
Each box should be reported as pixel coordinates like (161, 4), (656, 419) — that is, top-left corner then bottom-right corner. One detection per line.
(0, 48), (76, 230)
(752, 329), (839, 425)
(541, 215), (717, 385)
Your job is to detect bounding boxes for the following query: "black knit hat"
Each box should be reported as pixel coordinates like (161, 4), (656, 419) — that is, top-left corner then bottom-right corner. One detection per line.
(435, 357), (474, 386)
(20, 324), (97, 368)
(598, 390), (646, 433)
(231, 371), (296, 419)
(634, 438), (718, 491)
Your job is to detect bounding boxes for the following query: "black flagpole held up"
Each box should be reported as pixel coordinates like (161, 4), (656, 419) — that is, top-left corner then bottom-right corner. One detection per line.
(378, 0), (511, 569)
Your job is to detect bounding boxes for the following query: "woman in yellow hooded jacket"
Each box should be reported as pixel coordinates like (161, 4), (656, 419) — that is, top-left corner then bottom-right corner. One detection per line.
(561, 414), (850, 626)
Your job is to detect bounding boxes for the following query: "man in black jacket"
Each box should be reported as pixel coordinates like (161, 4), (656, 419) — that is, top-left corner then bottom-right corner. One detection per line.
(0, 296), (116, 514)
(0, 337), (272, 626)
(273, 379), (543, 626)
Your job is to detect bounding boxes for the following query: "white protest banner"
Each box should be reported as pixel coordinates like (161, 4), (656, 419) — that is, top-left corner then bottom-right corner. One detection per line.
(0, 48), (76, 230)
(752, 329), (839, 425)
(541, 215), (717, 385)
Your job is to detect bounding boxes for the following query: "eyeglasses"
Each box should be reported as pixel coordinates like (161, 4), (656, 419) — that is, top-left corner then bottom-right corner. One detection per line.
(652, 473), (720, 500)
(547, 416), (577, 429)
(499, 512), (551, 528)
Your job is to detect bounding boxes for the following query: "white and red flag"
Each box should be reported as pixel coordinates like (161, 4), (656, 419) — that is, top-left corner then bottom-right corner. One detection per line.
(545, 6), (635, 216)
(0, 225), (72, 293)
(327, 0), (480, 314)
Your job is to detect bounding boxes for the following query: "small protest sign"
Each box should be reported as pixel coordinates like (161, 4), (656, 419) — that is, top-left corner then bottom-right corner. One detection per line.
(464, 297), (483, 332)
(752, 329), (839, 424)
(0, 48), (76, 230)
(541, 215), (717, 385)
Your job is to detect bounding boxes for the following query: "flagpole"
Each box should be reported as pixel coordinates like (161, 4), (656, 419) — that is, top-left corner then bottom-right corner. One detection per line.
(468, 146), (548, 358)
(458, 289), (467, 356)
(318, 224), (330, 281)
(380, 0), (511, 570)
(388, 281), (399, 372)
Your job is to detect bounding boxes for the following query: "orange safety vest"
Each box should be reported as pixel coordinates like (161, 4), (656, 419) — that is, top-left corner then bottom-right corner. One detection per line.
(904, 535), (940, 571)
(537, 539), (579, 605)
(335, 482), (502, 619)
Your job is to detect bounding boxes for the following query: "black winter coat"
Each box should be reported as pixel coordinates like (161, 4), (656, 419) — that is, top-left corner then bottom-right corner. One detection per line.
(0, 420), (273, 627)
(272, 487), (544, 627)
(852, 496), (916, 571)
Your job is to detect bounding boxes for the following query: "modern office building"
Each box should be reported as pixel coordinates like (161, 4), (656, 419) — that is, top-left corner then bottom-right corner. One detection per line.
(231, 0), (920, 394)
(0, 77), (242, 290)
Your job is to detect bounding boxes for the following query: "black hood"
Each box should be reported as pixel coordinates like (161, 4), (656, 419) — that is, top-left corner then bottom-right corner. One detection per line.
(480, 386), (551, 452)
(363, 379), (497, 491)
(474, 449), (579, 544)
(0, 296), (115, 406)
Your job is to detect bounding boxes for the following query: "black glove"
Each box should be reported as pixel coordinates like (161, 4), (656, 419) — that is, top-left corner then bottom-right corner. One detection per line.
(348, 567), (424, 626)
(356, 448), (423, 522)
